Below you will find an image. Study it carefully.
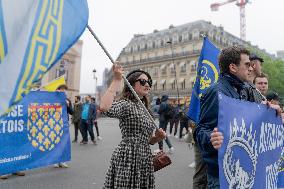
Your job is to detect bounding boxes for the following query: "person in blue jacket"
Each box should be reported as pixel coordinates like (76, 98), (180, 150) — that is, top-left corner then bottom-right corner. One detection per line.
(80, 95), (97, 145)
(194, 46), (256, 188)
(194, 46), (283, 188)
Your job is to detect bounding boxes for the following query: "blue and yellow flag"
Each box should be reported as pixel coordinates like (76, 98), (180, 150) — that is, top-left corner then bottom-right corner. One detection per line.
(187, 37), (220, 122)
(0, 0), (89, 115)
(42, 75), (66, 92)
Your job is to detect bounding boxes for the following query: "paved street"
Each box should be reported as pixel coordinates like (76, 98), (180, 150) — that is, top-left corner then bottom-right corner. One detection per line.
(0, 118), (195, 189)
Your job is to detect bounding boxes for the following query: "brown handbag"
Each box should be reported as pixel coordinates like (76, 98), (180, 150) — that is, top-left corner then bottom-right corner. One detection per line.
(153, 151), (172, 172)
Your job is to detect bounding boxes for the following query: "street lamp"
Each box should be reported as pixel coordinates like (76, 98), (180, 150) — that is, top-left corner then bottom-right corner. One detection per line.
(93, 68), (97, 97)
(166, 40), (180, 106)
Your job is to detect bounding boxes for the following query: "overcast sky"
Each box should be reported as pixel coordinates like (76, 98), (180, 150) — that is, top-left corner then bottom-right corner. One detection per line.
(79, 0), (284, 94)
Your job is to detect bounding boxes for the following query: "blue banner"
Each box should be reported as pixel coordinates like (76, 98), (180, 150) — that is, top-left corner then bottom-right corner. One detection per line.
(187, 37), (220, 122)
(218, 93), (284, 189)
(278, 152), (284, 188)
(279, 153), (284, 188)
(0, 91), (71, 175)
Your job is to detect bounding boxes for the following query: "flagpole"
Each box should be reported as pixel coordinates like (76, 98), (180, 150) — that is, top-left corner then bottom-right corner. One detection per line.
(87, 25), (159, 129)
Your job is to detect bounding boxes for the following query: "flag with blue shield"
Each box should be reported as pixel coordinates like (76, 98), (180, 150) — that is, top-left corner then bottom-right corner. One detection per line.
(187, 37), (220, 122)
(0, 0), (89, 116)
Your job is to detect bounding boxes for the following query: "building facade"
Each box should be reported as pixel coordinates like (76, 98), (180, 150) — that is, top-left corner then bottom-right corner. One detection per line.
(41, 40), (83, 102)
(116, 20), (272, 104)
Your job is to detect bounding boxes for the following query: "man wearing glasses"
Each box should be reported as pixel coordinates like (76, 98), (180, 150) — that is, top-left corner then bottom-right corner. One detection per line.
(194, 46), (258, 188)
(244, 54), (266, 103)
(249, 54), (264, 82)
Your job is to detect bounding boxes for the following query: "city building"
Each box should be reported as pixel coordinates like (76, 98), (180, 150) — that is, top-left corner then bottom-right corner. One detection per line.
(115, 20), (271, 104)
(41, 40), (83, 102)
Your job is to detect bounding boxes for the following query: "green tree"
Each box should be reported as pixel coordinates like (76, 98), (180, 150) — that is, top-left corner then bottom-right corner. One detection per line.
(262, 58), (284, 97)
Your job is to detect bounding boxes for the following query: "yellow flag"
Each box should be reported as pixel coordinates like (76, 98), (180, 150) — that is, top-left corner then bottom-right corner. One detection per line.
(42, 76), (66, 92)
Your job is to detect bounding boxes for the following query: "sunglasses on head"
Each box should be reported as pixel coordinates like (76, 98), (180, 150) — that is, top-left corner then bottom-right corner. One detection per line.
(136, 79), (152, 87)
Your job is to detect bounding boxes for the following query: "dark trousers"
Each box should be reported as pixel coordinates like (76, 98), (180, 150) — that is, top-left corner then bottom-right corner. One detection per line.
(158, 120), (172, 150)
(207, 174), (219, 189)
(94, 120), (100, 137)
(73, 121), (82, 141)
(80, 119), (95, 142)
(179, 122), (189, 139)
(193, 143), (208, 189)
(169, 119), (179, 136)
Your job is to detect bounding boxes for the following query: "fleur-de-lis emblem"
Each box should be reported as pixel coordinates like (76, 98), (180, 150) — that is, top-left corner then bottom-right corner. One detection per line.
(37, 132), (44, 143)
(48, 119), (55, 129)
(49, 131), (56, 141)
(38, 107), (44, 116)
(43, 138), (51, 149)
(36, 119), (44, 129)
(28, 103), (64, 152)
(54, 124), (61, 134)
(30, 126), (38, 137)
(42, 125), (50, 136)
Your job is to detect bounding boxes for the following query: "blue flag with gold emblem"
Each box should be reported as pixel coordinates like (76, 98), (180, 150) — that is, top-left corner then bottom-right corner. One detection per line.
(187, 37), (220, 122)
(0, 91), (70, 175)
(0, 0), (89, 116)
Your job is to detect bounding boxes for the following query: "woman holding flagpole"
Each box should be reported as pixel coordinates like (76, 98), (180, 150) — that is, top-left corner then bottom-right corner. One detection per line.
(100, 63), (166, 189)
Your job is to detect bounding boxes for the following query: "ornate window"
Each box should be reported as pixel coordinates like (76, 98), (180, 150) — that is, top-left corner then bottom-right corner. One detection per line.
(179, 35), (183, 42)
(190, 60), (197, 72)
(56, 59), (68, 80)
(153, 67), (159, 77)
(181, 79), (185, 90)
(180, 62), (186, 73)
(161, 64), (167, 75)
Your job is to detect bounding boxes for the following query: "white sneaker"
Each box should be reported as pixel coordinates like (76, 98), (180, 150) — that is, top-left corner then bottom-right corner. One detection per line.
(175, 135), (179, 139)
(188, 162), (196, 168)
(59, 162), (69, 168)
(153, 149), (161, 154)
(168, 147), (174, 154)
(97, 136), (103, 140)
(54, 164), (60, 168)
(0, 174), (9, 179)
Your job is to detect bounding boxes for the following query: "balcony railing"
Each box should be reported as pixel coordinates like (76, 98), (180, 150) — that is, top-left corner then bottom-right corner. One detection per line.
(151, 88), (192, 97)
(124, 50), (200, 65)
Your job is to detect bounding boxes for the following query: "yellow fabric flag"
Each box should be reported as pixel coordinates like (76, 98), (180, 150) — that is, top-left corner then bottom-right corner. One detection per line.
(42, 76), (66, 92)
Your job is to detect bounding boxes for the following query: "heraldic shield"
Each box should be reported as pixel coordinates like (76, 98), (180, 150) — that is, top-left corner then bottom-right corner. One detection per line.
(28, 103), (64, 152)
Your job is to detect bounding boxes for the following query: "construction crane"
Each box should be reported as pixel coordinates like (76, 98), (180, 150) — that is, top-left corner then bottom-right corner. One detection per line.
(210, 0), (249, 41)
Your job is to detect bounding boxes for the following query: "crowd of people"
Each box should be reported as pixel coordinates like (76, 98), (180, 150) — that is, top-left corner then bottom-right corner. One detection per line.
(1, 45), (283, 189)
(99, 45), (283, 189)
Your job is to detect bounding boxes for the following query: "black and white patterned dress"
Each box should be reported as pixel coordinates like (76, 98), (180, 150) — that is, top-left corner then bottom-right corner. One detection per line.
(103, 100), (156, 189)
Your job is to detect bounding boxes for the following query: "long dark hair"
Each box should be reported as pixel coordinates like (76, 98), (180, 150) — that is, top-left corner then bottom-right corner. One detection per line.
(121, 70), (151, 110)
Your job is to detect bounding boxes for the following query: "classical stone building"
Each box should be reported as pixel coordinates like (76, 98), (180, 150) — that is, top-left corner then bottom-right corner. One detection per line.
(116, 20), (270, 104)
(41, 40), (83, 102)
